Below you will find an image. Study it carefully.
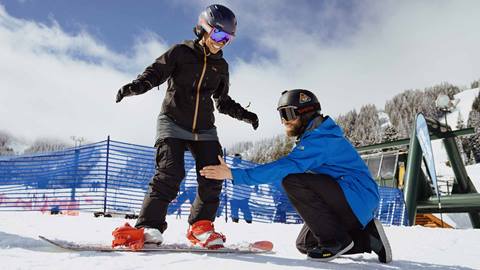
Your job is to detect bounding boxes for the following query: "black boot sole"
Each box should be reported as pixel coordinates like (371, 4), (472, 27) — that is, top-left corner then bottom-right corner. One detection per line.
(307, 241), (354, 262)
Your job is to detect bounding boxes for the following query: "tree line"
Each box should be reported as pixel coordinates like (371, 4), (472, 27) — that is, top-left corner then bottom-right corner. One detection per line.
(229, 80), (480, 164)
(2, 80), (479, 163)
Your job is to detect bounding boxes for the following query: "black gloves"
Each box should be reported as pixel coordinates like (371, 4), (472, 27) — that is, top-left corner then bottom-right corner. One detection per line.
(115, 80), (151, 103)
(243, 111), (259, 130)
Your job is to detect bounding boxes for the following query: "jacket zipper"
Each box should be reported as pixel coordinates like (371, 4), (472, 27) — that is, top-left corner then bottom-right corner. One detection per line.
(192, 45), (208, 141)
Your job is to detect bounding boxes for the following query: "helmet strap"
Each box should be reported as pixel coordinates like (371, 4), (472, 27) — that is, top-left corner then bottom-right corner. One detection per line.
(194, 26), (206, 40)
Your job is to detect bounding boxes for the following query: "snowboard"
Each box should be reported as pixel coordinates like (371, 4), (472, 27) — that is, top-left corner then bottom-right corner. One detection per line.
(39, 235), (274, 254)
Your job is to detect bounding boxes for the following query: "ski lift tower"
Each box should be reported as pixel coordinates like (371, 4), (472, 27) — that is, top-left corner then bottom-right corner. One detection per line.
(403, 113), (480, 228)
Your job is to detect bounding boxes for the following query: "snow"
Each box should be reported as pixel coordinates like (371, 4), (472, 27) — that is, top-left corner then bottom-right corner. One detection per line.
(2, 88), (479, 269)
(1, 212), (479, 270)
(378, 111), (392, 129)
(442, 88), (479, 129)
(431, 87), (478, 182)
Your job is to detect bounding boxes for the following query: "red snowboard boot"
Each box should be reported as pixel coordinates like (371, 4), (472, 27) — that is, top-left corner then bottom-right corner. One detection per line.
(187, 220), (226, 249)
(112, 222), (144, 251)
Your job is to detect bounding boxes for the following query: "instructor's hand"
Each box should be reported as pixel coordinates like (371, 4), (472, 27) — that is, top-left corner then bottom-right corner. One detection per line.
(200, 156), (233, 180)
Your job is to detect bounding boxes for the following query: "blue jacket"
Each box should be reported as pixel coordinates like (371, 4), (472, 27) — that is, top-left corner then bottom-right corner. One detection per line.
(231, 116), (379, 227)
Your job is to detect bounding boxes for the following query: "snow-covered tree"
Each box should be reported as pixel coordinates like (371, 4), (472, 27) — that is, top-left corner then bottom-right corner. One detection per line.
(355, 104), (382, 146)
(227, 135), (295, 163)
(471, 79), (479, 89)
(473, 91), (480, 112)
(385, 82), (461, 137)
(335, 110), (360, 146)
(0, 130), (14, 156)
(23, 138), (71, 154)
(467, 100), (480, 163)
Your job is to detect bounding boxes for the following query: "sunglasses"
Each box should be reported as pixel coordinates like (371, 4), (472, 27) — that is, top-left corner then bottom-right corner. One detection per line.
(278, 106), (299, 122)
(209, 28), (233, 44)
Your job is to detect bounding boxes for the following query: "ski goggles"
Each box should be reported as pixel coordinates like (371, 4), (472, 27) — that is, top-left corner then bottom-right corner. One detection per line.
(278, 106), (299, 122)
(209, 28), (234, 44)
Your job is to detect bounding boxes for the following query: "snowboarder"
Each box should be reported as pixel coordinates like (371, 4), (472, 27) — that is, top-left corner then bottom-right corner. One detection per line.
(114, 4), (258, 249)
(200, 89), (392, 262)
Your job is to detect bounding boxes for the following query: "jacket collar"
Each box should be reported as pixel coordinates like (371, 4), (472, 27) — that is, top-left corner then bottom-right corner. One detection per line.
(183, 40), (224, 60)
(299, 116), (344, 141)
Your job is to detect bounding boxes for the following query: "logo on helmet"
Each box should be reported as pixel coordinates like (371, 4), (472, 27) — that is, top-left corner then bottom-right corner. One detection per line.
(299, 93), (312, 104)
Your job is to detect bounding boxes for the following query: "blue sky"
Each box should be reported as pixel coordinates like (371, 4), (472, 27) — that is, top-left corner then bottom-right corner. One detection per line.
(1, 0), (262, 61)
(1, 1), (479, 147)
(1, 0), (363, 62)
(2, 1), (205, 53)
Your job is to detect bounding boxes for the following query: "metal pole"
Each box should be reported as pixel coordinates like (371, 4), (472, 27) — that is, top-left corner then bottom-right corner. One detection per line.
(71, 148), (79, 201)
(223, 148), (228, 223)
(403, 127), (423, 225)
(103, 135), (110, 214)
(443, 137), (480, 228)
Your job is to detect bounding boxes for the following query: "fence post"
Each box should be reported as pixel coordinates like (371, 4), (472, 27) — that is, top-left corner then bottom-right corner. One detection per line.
(103, 135), (110, 214)
(223, 148), (228, 223)
(71, 148), (80, 201)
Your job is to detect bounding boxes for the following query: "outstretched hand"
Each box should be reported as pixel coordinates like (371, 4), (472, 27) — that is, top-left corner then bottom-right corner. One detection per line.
(200, 156), (233, 180)
(243, 111), (259, 130)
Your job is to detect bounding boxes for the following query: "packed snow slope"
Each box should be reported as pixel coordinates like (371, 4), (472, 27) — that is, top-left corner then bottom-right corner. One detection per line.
(0, 212), (478, 270)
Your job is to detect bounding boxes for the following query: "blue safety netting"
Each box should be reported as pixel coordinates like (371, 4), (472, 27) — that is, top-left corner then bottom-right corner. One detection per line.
(376, 187), (409, 226)
(0, 139), (408, 225)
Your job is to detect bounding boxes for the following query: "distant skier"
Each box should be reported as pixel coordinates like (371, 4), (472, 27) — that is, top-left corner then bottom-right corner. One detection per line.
(200, 89), (392, 262)
(114, 4), (258, 249)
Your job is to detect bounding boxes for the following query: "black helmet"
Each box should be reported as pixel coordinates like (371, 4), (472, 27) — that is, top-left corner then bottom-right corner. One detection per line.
(277, 89), (321, 121)
(195, 4), (237, 38)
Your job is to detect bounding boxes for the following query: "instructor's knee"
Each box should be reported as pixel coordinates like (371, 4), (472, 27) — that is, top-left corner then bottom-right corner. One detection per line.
(296, 243), (309, 254)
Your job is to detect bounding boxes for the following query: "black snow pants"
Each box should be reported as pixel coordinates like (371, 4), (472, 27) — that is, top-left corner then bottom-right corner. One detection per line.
(135, 138), (223, 232)
(281, 173), (372, 254)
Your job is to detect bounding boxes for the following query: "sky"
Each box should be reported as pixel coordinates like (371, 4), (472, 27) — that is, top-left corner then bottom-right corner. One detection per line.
(0, 0), (479, 147)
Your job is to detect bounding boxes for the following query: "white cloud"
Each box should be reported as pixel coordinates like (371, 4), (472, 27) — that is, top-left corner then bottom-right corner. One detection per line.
(212, 0), (480, 145)
(0, 5), (169, 146)
(1, 1), (480, 148)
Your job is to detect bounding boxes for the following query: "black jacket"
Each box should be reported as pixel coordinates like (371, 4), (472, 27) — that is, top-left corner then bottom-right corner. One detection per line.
(132, 40), (252, 132)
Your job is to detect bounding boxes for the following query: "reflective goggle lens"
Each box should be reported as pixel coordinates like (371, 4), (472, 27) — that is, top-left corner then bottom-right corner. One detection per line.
(278, 107), (298, 122)
(210, 28), (233, 43)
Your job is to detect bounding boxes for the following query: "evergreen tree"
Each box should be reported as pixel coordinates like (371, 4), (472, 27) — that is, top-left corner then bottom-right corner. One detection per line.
(0, 130), (14, 156)
(471, 79), (480, 89)
(467, 110), (480, 163)
(472, 91), (480, 112)
(383, 125), (400, 143)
